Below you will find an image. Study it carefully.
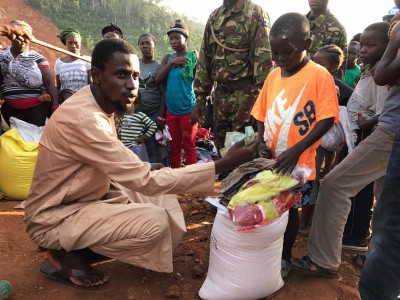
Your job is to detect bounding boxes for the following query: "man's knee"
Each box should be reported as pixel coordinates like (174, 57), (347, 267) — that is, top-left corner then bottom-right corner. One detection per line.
(134, 207), (170, 241)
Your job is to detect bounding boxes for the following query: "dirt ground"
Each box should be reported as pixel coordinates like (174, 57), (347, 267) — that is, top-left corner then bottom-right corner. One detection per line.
(0, 1), (361, 299)
(1, 191), (361, 300)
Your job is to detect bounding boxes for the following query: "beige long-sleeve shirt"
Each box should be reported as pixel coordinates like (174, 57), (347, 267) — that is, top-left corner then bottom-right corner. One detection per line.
(25, 85), (215, 239)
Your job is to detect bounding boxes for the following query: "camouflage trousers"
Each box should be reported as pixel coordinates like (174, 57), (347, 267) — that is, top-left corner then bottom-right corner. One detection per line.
(212, 82), (258, 151)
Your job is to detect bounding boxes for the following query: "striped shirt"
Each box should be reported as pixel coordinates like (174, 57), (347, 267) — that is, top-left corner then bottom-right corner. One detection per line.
(120, 112), (157, 147)
(0, 47), (49, 109)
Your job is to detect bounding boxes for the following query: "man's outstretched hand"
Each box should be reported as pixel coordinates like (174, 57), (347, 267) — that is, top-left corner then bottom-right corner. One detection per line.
(214, 138), (258, 175)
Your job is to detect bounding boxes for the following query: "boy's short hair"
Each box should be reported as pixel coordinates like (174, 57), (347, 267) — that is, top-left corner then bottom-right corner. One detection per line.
(351, 33), (361, 43)
(59, 89), (74, 103)
(364, 22), (390, 44)
(92, 38), (136, 70)
(102, 23), (123, 38)
(271, 13), (310, 40)
(349, 40), (360, 47)
(137, 33), (156, 46)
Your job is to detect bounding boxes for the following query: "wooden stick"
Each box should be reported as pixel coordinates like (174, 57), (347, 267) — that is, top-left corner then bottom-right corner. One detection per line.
(31, 37), (91, 63)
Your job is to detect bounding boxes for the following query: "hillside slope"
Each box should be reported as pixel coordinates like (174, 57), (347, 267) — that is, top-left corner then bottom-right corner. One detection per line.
(22, 0), (205, 61)
(0, 0), (74, 67)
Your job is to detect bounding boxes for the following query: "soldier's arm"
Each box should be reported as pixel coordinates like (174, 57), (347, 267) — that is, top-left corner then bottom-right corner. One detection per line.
(338, 26), (348, 53)
(194, 18), (214, 111)
(249, 7), (272, 92)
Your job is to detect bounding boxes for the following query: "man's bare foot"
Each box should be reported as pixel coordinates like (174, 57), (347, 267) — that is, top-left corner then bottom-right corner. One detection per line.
(40, 249), (109, 289)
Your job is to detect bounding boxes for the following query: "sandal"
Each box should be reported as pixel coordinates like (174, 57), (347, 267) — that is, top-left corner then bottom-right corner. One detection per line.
(292, 255), (338, 278)
(40, 262), (108, 290)
(281, 259), (293, 279)
(352, 254), (366, 270)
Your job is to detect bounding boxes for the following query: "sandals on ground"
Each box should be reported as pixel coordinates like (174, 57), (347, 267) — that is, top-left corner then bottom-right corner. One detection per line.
(40, 262), (108, 290)
(281, 259), (293, 279)
(291, 255), (338, 278)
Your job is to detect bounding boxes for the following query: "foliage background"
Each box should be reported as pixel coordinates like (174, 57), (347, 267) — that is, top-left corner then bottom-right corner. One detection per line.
(24, 0), (206, 61)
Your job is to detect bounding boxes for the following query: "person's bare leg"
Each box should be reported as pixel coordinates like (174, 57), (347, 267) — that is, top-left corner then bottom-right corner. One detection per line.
(299, 205), (315, 236)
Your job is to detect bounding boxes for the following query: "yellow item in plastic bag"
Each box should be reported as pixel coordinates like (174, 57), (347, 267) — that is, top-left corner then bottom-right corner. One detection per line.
(0, 129), (39, 200)
(229, 170), (299, 207)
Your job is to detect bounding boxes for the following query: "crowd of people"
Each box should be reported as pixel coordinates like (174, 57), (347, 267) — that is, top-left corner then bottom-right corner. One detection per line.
(0, 0), (399, 299)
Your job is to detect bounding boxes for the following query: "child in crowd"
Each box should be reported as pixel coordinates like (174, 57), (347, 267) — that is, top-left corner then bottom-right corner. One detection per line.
(292, 21), (397, 279)
(59, 89), (74, 105)
(156, 19), (198, 168)
(344, 41), (361, 88)
(299, 44), (354, 236)
(120, 93), (157, 162)
(359, 16), (400, 299)
(251, 12), (339, 278)
(314, 44), (354, 107)
(342, 22), (390, 263)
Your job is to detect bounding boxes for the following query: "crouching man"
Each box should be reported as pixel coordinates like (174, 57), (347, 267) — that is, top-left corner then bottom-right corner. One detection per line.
(24, 38), (258, 289)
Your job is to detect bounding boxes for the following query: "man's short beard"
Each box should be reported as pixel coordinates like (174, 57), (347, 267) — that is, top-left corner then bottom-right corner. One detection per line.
(112, 101), (128, 114)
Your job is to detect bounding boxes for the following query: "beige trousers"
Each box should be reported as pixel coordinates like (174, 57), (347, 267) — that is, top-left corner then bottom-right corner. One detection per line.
(308, 126), (395, 269)
(34, 182), (186, 273)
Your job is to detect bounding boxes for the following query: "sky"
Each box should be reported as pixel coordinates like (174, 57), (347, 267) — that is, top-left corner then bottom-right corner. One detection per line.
(160, 0), (397, 42)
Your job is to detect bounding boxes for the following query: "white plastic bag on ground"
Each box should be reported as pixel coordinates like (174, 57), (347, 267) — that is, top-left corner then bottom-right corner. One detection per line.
(10, 116), (45, 142)
(198, 211), (288, 300)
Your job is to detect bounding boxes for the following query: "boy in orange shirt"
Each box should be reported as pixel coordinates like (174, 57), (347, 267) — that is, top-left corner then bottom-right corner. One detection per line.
(251, 12), (339, 278)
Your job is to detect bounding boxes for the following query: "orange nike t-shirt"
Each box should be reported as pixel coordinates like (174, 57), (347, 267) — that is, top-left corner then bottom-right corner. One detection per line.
(251, 61), (339, 180)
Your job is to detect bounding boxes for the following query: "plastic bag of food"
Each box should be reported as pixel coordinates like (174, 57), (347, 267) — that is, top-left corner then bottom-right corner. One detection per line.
(321, 121), (345, 152)
(227, 165), (312, 231)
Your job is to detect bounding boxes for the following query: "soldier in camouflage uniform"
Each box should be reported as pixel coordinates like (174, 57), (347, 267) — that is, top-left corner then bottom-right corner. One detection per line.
(306, 0), (347, 58)
(192, 0), (272, 150)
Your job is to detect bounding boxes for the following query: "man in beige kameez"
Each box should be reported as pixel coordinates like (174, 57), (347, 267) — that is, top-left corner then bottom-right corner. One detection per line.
(24, 38), (258, 289)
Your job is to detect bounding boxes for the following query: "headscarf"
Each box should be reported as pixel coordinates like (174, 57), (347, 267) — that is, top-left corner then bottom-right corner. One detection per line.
(58, 28), (81, 45)
(9, 20), (33, 34)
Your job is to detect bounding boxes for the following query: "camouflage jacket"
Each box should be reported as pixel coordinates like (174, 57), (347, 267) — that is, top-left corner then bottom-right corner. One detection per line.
(306, 9), (347, 58)
(194, 0), (272, 107)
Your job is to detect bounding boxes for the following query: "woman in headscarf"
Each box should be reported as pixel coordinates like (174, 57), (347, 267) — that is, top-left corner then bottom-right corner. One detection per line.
(54, 28), (91, 94)
(0, 20), (58, 127)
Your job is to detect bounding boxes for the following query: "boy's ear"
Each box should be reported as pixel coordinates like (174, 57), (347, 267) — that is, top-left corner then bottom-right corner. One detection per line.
(332, 64), (339, 74)
(304, 38), (312, 51)
(91, 67), (101, 85)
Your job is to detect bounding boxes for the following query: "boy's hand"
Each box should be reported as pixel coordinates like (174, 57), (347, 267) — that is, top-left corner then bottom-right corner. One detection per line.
(356, 113), (367, 130)
(191, 106), (205, 125)
(257, 141), (272, 158)
(136, 137), (145, 144)
(274, 144), (302, 175)
(156, 119), (165, 130)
